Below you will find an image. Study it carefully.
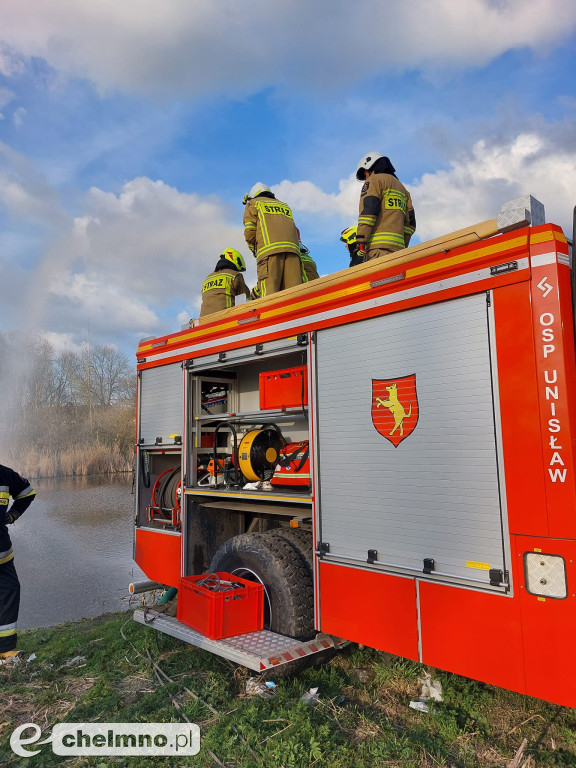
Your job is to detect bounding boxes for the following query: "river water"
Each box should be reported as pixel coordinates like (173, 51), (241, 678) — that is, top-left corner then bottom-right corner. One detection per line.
(10, 474), (145, 630)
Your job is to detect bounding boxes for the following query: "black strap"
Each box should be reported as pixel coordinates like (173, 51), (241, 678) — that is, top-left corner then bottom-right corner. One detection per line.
(281, 442), (309, 472)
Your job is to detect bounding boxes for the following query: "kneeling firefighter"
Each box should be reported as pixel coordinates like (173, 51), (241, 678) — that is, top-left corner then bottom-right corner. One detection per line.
(199, 248), (251, 318)
(299, 242), (319, 283)
(340, 225), (364, 267)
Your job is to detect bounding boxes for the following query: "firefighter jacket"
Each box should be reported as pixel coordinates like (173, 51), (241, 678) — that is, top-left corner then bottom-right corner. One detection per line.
(0, 465), (36, 563)
(301, 252), (319, 282)
(200, 264), (250, 318)
(243, 195), (300, 262)
(357, 173), (416, 253)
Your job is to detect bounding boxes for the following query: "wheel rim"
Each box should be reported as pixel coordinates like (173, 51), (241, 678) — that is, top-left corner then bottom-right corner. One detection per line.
(229, 567), (273, 629)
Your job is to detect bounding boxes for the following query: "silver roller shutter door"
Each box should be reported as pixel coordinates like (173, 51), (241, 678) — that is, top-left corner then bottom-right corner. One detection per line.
(315, 292), (507, 588)
(139, 363), (183, 445)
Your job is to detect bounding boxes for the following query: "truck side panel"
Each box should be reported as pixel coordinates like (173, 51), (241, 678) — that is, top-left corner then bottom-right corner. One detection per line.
(135, 528), (181, 588)
(512, 534), (576, 709)
(318, 561), (419, 660)
(528, 237), (576, 538)
(492, 282), (547, 536)
(418, 581), (526, 693)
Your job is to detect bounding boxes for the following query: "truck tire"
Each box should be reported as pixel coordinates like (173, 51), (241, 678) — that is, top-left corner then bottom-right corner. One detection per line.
(264, 526), (313, 576)
(209, 532), (314, 640)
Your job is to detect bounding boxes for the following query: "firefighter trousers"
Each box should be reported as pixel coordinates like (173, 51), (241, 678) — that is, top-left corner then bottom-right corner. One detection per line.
(366, 246), (399, 262)
(256, 252), (302, 297)
(0, 558), (20, 653)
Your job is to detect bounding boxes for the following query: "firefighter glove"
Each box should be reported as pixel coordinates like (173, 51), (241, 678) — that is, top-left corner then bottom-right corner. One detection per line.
(3, 511), (17, 525)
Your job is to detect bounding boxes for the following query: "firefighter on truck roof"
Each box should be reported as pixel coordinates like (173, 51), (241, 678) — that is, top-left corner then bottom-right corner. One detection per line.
(299, 241), (319, 283)
(242, 183), (303, 298)
(340, 225), (365, 267)
(199, 248), (251, 318)
(250, 239), (318, 300)
(355, 152), (416, 261)
(0, 464), (36, 662)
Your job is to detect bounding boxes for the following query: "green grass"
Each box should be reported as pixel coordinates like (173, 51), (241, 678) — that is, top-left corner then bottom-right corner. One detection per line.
(1, 611), (575, 767)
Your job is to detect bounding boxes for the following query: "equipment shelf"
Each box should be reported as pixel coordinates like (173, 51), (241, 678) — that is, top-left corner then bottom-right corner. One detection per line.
(186, 488), (312, 506)
(195, 406), (308, 423)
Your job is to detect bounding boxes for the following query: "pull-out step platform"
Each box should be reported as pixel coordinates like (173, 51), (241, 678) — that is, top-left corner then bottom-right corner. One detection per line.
(133, 608), (345, 672)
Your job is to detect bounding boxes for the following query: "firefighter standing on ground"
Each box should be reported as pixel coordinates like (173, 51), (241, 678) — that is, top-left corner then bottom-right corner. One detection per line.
(355, 153), (416, 261)
(0, 465), (36, 660)
(199, 248), (251, 318)
(243, 183), (302, 297)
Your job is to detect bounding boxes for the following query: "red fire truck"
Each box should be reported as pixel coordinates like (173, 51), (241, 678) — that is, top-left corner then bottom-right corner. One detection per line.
(132, 195), (576, 708)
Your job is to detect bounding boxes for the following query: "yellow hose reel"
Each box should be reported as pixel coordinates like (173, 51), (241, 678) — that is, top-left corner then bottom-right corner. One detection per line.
(238, 428), (284, 481)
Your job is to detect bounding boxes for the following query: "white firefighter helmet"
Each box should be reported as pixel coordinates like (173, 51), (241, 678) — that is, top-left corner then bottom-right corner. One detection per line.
(221, 248), (246, 272)
(356, 152), (383, 181)
(243, 182), (271, 204)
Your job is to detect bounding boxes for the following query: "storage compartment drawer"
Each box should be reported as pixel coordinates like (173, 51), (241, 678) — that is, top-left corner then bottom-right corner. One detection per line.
(259, 366), (308, 410)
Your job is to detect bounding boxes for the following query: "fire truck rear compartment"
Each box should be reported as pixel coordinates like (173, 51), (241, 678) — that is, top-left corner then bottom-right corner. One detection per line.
(135, 342), (327, 668)
(136, 341), (313, 571)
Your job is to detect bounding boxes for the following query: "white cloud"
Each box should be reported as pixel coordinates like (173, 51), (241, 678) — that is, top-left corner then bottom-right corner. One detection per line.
(274, 129), (576, 241)
(41, 331), (83, 354)
(273, 176), (358, 218)
(0, 44), (24, 77)
(5, 175), (255, 347)
(0, 141), (66, 227)
(63, 177), (252, 305)
(0, 86), (15, 108)
(412, 132), (576, 239)
(49, 271), (160, 333)
(0, 1), (574, 96)
(13, 106), (26, 127)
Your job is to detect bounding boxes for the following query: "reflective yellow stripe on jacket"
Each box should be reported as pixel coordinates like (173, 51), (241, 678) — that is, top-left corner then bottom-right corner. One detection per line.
(0, 547), (14, 565)
(368, 231), (406, 249)
(257, 241), (301, 259)
(16, 485), (35, 500)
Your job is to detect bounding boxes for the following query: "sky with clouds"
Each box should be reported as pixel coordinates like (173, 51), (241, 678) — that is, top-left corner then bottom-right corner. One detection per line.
(0, 0), (575, 355)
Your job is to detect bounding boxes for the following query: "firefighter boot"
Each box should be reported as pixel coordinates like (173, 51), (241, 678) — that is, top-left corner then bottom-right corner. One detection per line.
(0, 649), (24, 663)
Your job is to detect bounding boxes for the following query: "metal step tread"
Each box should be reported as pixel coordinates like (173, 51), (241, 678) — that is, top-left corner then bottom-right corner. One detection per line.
(133, 608), (340, 671)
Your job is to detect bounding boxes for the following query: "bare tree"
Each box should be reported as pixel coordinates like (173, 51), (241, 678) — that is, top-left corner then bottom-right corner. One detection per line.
(90, 344), (134, 406)
(67, 343), (134, 407)
(26, 337), (57, 409)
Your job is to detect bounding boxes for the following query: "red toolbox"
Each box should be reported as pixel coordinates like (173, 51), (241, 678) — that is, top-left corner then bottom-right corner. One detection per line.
(259, 365), (308, 410)
(177, 572), (264, 639)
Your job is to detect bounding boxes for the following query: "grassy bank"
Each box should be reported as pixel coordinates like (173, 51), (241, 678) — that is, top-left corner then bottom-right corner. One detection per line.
(1, 611), (575, 767)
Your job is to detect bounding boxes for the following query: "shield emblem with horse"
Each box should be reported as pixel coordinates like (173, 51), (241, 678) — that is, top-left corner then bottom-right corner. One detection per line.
(371, 374), (419, 447)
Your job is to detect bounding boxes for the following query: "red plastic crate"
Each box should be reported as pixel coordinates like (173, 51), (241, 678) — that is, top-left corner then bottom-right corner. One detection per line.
(177, 572), (264, 639)
(259, 365), (308, 410)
